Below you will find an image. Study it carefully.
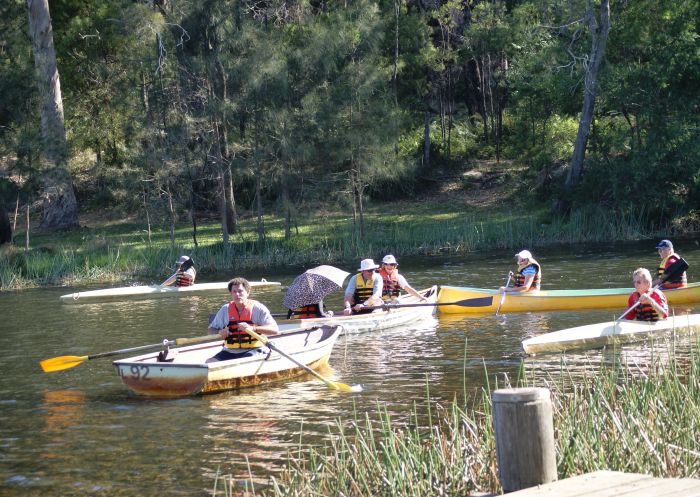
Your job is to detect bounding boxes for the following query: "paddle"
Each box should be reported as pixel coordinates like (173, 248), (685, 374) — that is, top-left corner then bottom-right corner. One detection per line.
(355, 296), (494, 311)
(39, 334), (220, 373)
(615, 258), (689, 322)
(495, 271), (514, 319)
(160, 258), (194, 286)
(245, 328), (362, 393)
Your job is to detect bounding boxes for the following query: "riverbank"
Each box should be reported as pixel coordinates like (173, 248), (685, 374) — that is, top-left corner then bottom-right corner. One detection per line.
(216, 343), (700, 496)
(0, 164), (678, 291)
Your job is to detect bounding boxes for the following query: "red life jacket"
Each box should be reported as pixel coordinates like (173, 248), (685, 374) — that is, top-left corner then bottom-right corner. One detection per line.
(631, 291), (667, 322)
(175, 270), (195, 287)
(290, 304), (323, 319)
(379, 268), (401, 299)
(226, 301), (261, 349)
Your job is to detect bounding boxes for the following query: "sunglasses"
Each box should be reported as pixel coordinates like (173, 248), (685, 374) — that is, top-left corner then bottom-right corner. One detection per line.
(384, 263), (397, 267)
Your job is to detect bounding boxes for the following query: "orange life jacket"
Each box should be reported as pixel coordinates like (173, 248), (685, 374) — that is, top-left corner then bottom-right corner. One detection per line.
(226, 300), (262, 349)
(379, 268), (401, 299)
(515, 260), (541, 291)
(658, 253), (687, 289)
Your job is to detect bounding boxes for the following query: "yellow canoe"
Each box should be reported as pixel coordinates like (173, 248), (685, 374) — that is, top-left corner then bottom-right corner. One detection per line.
(437, 282), (700, 314)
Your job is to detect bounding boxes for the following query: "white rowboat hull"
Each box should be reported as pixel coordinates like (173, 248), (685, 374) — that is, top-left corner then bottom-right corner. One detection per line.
(113, 325), (341, 397)
(60, 280), (280, 304)
(522, 313), (700, 354)
(283, 286), (438, 335)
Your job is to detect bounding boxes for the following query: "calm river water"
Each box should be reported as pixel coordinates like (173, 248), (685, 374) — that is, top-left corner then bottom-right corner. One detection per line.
(2, 241), (699, 496)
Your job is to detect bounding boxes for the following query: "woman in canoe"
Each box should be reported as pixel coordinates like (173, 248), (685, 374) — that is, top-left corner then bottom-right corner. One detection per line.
(625, 268), (668, 321)
(499, 250), (541, 293)
(653, 239), (687, 290)
(378, 254), (427, 302)
(161, 255), (197, 287)
(206, 277), (279, 362)
(343, 258), (384, 315)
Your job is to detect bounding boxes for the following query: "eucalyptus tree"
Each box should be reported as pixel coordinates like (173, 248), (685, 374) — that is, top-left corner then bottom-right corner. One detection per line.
(26, 0), (79, 229)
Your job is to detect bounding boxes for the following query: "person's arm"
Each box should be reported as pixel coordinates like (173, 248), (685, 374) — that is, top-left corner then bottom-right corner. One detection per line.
(208, 306), (228, 336)
(248, 305), (279, 335)
(343, 279), (357, 315)
(161, 271), (178, 287)
(644, 291), (668, 319)
(398, 275), (426, 301)
(369, 274), (383, 301)
(625, 293), (638, 320)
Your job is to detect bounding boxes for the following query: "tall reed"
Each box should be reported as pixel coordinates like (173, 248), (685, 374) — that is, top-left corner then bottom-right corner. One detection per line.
(213, 344), (700, 496)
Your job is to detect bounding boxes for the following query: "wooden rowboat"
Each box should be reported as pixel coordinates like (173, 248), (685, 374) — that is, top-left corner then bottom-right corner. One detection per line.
(522, 313), (700, 354)
(113, 325), (341, 397)
(437, 282), (700, 314)
(282, 286), (438, 335)
(60, 280), (281, 304)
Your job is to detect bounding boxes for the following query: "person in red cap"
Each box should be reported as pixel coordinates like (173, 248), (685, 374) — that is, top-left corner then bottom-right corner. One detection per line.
(652, 240), (687, 289)
(499, 249), (541, 293)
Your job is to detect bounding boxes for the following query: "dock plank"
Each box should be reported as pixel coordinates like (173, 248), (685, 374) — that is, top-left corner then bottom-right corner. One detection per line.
(504, 471), (700, 497)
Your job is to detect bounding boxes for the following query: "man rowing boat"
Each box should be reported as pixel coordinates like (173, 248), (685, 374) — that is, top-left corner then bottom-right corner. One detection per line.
(161, 255), (197, 287)
(206, 277), (279, 362)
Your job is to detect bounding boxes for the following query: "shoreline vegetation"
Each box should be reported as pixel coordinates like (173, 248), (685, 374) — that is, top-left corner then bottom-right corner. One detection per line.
(0, 201), (669, 292)
(214, 343), (700, 496)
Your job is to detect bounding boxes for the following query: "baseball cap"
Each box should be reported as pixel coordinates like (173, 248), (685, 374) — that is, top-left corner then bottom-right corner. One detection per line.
(655, 240), (673, 250)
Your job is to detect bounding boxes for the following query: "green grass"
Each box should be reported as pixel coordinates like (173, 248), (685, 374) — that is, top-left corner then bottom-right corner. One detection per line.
(212, 343), (700, 496)
(1, 200), (660, 290)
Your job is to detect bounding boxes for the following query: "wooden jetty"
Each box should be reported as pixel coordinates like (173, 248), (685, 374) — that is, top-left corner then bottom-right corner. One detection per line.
(490, 388), (700, 496)
(500, 470), (700, 496)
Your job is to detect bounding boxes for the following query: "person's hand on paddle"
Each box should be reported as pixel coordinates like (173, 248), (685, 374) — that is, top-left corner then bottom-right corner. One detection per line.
(499, 272), (514, 293)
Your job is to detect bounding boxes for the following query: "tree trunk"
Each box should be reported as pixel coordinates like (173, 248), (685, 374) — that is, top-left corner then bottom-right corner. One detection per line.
(218, 169), (229, 245)
(566, 0), (610, 188)
(26, 0), (79, 230)
(0, 203), (12, 245)
(225, 165), (238, 234)
(423, 110), (431, 169)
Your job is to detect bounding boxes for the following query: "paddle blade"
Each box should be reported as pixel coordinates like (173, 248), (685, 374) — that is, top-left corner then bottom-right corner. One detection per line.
(40, 355), (89, 373)
(331, 381), (363, 393)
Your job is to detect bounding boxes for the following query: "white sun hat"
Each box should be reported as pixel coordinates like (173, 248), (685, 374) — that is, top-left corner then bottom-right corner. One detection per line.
(382, 254), (398, 265)
(515, 250), (532, 260)
(357, 258), (380, 271)
(177, 255), (191, 265)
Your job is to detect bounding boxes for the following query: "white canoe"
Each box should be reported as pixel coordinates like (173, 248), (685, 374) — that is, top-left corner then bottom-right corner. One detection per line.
(282, 286), (438, 335)
(60, 280), (281, 304)
(113, 325), (341, 397)
(522, 313), (700, 354)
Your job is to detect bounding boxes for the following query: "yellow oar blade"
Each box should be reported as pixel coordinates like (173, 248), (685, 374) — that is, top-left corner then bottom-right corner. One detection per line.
(330, 381), (363, 393)
(40, 355), (89, 373)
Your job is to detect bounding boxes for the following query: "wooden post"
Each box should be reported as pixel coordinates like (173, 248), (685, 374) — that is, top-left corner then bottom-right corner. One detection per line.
(492, 387), (557, 492)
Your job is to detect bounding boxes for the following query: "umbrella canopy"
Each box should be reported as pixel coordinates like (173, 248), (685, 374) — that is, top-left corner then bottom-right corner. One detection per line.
(283, 265), (350, 309)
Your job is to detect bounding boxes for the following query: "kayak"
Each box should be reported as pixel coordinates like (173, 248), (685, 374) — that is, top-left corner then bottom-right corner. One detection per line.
(113, 325), (341, 396)
(60, 280), (281, 304)
(437, 282), (700, 314)
(282, 286), (438, 335)
(522, 313), (700, 354)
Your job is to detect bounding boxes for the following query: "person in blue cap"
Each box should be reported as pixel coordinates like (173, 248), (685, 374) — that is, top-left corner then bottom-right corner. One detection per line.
(652, 240), (687, 289)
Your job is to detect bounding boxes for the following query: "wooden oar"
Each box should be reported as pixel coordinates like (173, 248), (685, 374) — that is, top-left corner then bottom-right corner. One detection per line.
(40, 334), (220, 373)
(616, 258), (689, 322)
(245, 328), (362, 393)
(495, 271), (514, 319)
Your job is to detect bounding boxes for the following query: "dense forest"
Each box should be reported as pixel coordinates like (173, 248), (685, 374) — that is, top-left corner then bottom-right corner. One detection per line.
(1, 0), (699, 243)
